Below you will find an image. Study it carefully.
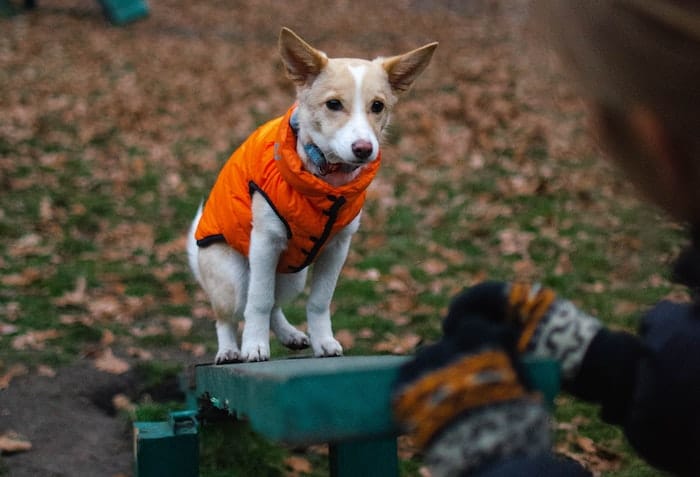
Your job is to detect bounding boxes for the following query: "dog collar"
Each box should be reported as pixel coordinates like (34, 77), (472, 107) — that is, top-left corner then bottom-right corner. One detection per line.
(289, 110), (359, 177)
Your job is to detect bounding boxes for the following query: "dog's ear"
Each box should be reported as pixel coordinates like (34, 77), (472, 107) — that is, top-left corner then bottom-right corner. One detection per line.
(382, 42), (438, 95)
(279, 27), (328, 86)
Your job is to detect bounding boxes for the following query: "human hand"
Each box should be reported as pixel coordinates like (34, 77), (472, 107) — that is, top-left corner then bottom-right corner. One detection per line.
(442, 281), (602, 380)
(392, 315), (550, 475)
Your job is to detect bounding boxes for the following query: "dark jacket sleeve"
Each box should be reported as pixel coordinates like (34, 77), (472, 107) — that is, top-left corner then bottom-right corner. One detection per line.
(565, 300), (700, 476)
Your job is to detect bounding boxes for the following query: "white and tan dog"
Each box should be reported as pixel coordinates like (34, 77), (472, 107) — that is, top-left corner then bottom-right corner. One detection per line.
(188, 28), (436, 363)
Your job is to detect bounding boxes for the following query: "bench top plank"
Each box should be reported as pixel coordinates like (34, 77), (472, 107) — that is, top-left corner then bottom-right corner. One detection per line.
(195, 355), (559, 445)
(196, 356), (408, 444)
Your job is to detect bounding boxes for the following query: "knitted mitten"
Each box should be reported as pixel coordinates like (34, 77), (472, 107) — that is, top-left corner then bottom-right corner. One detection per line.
(442, 281), (602, 380)
(392, 317), (550, 476)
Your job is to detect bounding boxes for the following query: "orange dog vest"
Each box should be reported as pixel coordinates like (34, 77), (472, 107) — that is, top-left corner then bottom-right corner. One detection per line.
(195, 105), (381, 273)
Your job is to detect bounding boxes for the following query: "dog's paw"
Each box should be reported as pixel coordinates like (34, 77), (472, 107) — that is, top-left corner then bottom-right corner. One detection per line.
(279, 329), (310, 350)
(312, 337), (343, 357)
(215, 348), (241, 364)
(241, 342), (270, 362)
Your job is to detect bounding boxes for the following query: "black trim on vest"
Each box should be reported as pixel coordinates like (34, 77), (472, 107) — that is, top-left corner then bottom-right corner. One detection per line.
(196, 234), (227, 248)
(248, 181), (293, 240)
(286, 194), (347, 273)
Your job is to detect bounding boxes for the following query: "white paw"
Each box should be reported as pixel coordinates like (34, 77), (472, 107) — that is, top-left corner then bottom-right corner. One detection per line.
(215, 348), (241, 364)
(241, 342), (270, 362)
(278, 329), (310, 350)
(312, 337), (343, 357)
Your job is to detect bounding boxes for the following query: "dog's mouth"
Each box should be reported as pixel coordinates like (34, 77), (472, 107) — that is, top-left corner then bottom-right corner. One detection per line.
(302, 141), (363, 177)
(289, 110), (363, 178)
(316, 159), (360, 177)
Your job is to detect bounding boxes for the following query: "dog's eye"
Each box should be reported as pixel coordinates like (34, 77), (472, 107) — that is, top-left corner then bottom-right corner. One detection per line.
(325, 99), (343, 111)
(370, 100), (385, 114)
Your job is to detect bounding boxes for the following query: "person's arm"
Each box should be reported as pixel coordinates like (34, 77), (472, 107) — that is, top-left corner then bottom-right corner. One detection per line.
(443, 282), (700, 476)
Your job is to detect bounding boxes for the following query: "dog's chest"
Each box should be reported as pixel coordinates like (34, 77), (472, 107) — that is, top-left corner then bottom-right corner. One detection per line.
(196, 107), (379, 273)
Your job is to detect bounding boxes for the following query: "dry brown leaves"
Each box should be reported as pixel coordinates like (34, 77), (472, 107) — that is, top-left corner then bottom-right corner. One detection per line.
(555, 418), (623, 476)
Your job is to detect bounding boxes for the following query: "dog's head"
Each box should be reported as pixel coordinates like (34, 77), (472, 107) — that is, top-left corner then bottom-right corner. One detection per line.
(279, 27), (437, 186)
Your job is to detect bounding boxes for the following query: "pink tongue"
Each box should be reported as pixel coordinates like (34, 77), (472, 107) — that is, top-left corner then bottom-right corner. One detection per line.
(320, 162), (357, 176)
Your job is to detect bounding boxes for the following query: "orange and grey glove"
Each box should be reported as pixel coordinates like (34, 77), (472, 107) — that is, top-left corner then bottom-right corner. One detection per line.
(442, 281), (602, 381)
(392, 314), (550, 476)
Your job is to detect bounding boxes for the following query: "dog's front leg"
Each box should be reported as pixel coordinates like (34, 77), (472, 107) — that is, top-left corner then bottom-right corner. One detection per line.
(306, 216), (360, 357)
(241, 194), (288, 362)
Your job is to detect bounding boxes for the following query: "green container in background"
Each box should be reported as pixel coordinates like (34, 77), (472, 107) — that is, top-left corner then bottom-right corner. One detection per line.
(98, 0), (149, 25)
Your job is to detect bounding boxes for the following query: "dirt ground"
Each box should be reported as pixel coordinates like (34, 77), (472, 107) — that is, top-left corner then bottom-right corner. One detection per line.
(1, 349), (200, 477)
(1, 362), (135, 477)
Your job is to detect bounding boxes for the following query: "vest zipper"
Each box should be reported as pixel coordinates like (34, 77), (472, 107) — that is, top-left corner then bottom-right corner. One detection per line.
(287, 194), (347, 273)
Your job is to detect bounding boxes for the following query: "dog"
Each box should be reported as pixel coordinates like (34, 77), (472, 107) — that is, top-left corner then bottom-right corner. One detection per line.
(187, 27), (437, 363)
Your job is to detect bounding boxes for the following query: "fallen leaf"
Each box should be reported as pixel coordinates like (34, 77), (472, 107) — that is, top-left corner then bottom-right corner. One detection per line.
(180, 342), (206, 357)
(126, 347), (154, 360)
(11, 329), (61, 350)
(555, 417), (623, 475)
(101, 329), (116, 346)
(1, 268), (42, 287)
(59, 314), (94, 326)
(335, 329), (355, 350)
(168, 317), (193, 337)
(373, 333), (422, 354)
(39, 196), (53, 222)
(420, 258), (448, 275)
(130, 324), (166, 337)
(93, 348), (130, 375)
(575, 436), (597, 454)
(0, 431), (32, 454)
(166, 282), (190, 305)
(112, 393), (136, 413)
(88, 296), (122, 320)
(285, 455), (312, 476)
(613, 301), (641, 316)
(9, 233), (51, 257)
(581, 282), (606, 294)
(386, 277), (409, 292)
(1, 302), (21, 321)
(37, 364), (57, 378)
(0, 364), (28, 390)
(53, 276), (88, 307)
(0, 323), (18, 336)
(498, 229), (534, 256)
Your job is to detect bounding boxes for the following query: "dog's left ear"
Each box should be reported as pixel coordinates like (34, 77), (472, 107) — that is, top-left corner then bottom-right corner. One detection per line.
(382, 42), (438, 95)
(279, 27), (328, 86)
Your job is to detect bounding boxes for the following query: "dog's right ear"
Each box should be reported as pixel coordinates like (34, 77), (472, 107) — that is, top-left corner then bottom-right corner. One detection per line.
(279, 27), (328, 86)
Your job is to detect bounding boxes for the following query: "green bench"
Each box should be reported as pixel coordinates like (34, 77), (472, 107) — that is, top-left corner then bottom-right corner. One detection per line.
(134, 355), (559, 477)
(1, 0), (148, 24)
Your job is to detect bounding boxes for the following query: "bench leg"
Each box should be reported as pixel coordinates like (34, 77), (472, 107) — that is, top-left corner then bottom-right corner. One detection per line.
(134, 411), (199, 477)
(329, 437), (399, 477)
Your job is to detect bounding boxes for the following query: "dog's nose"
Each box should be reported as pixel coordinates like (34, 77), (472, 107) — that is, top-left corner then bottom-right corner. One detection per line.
(351, 140), (373, 160)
